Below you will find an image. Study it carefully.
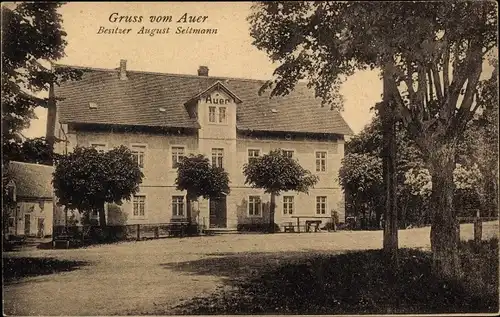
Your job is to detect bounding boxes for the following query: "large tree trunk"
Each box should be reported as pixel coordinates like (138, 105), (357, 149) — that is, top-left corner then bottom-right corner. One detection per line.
(98, 203), (106, 228)
(429, 144), (461, 280)
(45, 82), (57, 156)
(269, 192), (276, 233)
(381, 66), (398, 268)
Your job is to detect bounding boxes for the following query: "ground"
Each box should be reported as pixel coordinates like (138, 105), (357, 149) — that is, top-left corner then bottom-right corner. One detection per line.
(3, 221), (498, 316)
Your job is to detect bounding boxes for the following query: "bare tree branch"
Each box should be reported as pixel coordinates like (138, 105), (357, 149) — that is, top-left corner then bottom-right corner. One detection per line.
(431, 65), (443, 103)
(427, 68), (434, 101)
(443, 44), (450, 99)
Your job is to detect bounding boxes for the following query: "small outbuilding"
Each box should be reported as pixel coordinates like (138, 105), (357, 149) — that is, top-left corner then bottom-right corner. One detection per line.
(5, 161), (55, 238)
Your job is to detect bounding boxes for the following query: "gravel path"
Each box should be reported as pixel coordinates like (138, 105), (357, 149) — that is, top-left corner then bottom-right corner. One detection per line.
(3, 221), (498, 316)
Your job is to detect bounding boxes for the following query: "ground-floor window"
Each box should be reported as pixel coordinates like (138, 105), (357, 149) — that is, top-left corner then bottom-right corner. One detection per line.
(172, 196), (184, 217)
(316, 196), (327, 214)
(283, 196), (294, 215)
(248, 196), (262, 216)
(133, 195), (146, 217)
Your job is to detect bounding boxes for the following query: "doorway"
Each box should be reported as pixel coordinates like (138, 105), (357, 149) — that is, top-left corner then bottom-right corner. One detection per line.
(209, 196), (227, 228)
(37, 218), (45, 238)
(24, 214), (31, 236)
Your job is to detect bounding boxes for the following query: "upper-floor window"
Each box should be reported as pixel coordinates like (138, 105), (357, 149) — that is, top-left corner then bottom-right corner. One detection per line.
(283, 196), (294, 215)
(90, 143), (107, 153)
(248, 149), (260, 164)
(172, 196), (184, 217)
(209, 106), (217, 123)
(219, 107), (227, 123)
(282, 150), (294, 159)
(212, 148), (224, 168)
(316, 196), (327, 214)
(316, 151), (327, 172)
(172, 146), (185, 168)
(131, 145), (146, 168)
(208, 106), (227, 124)
(133, 195), (146, 217)
(248, 196), (262, 216)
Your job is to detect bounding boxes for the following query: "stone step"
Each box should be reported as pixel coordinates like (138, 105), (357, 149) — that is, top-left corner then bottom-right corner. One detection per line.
(202, 228), (239, 235)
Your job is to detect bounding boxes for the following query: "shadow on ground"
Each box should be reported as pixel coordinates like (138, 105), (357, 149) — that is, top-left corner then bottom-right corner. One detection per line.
(161, 240), (498, 315)
(3, 257), (88, 284)
(163, 250), (329, 283)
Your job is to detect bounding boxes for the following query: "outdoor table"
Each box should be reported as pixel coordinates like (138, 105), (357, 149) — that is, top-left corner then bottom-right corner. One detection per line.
(290, 215), (335, 233)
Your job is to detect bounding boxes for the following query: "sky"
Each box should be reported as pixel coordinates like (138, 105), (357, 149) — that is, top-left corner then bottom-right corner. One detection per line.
(20, 1), (383, 139)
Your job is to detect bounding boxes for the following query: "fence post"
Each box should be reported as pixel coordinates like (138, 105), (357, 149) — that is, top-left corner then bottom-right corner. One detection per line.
(474, 213), (482, 243)
(136, 224), (140, 241)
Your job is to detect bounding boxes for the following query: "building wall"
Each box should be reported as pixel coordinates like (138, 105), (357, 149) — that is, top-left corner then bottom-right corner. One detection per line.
(228, 134), (345, 229)
(196, 89), (238, 224)
(8, 199), (54, 237)
(53, 126), (345, 229)
(53, 129), (200, 225)
(75, 129), (199, 187)
(54, 88), (345, 229)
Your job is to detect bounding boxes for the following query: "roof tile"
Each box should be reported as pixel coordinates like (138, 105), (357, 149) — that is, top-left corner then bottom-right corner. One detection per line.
(55, 65), (353, 135)
(8, 162), (54, 199)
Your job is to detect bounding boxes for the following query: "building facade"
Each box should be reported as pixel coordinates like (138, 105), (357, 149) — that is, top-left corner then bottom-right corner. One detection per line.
(50, 61), (353, 230)
(6, 161), (55, 237)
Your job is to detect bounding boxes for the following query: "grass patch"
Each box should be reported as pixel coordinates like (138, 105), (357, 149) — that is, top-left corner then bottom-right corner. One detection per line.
(171, 238), (498, 315)
(3, 257), (88, 284)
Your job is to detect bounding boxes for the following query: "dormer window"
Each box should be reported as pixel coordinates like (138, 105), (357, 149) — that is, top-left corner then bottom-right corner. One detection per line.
(209, 106), (216, 123)
(208, 105), (227, 124)
(219, 107), (227, 123)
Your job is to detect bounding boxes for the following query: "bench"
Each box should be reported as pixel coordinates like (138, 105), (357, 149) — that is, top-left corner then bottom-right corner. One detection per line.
(305, 220), (322, 233)
(52, 234), (72, 248)
(167, 222), (188, 237)
(283, 222), (295, 233)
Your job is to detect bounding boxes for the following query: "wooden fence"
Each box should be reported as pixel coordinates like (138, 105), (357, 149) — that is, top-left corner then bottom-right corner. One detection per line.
(53, 222), (202, 245)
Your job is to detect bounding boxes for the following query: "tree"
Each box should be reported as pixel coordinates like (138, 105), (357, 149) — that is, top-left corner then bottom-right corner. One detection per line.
(343, 110), (493, 227)
(457, 60), (499, 217)
(6, 137), (55, 165)
(338, 153), (383, 228)
(52, 146), (143, 227)
(2, 2), (84, 160)
(404, 163), (483, 219)
(344, 114), (427, 228)
(175, 154), (230, 222)
(243, 149), (319, 233)
(248, 1), (497, 279)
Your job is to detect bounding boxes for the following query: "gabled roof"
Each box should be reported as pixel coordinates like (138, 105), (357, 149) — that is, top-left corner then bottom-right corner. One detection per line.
(7, 161), (54, 199)
(54, 64), (354, 135)
(185, 80), (242, 105)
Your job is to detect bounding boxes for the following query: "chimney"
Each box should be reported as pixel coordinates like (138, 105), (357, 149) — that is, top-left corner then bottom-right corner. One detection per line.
(197, 66), (209, 76)
(119, 59), (127, 80)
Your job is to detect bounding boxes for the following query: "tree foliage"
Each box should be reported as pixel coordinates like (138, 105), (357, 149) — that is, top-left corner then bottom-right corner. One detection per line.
(341, 109), (494, 227)
(249, 0), (497, 278)
(243, 149), (319, 233)
(249, 2), (496, 143)
(243, 149), (319, 195)
(52, 146), (143, 225)
(2, 2), (84, 158)
(339, 153), (382, 198)
(5, 137), (55, 165)
(175, 154), (230, 199)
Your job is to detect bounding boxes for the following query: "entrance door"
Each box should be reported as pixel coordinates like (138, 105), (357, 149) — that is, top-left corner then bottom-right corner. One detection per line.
(24, 214), (31, 236)
(209, 197), (227, 228)
(37, 218), (45, 238)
